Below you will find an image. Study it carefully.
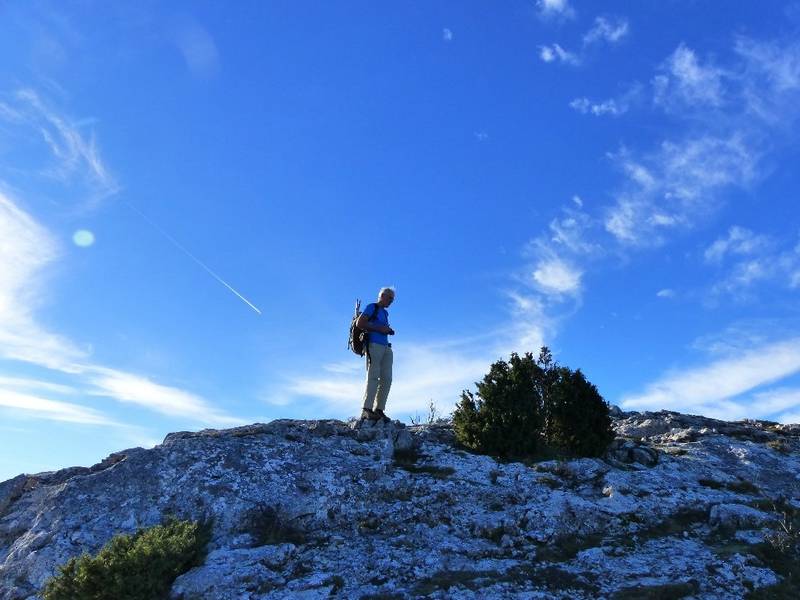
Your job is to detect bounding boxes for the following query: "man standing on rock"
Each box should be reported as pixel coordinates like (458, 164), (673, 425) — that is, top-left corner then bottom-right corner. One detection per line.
(357, 287), (395, 423)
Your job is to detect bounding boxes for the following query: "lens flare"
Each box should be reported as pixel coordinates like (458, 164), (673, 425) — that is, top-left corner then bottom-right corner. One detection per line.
(72, 229), (95, 247)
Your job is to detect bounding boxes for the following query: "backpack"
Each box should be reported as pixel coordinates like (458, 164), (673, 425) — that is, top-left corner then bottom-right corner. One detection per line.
(347, 299), (381, 357)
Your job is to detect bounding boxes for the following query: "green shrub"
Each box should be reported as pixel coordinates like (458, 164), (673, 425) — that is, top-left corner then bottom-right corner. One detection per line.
(42, 518), (211, 600)
(453, 347), (614, 459)
(453, 351), (545, 458)
(545, 367), (615, 457)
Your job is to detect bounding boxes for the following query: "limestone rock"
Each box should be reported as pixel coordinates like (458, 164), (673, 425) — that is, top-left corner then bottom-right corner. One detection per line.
(1, 411), (799, 599)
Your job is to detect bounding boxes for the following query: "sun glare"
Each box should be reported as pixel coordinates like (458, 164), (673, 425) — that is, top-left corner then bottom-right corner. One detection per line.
(72, 229), (95, 247)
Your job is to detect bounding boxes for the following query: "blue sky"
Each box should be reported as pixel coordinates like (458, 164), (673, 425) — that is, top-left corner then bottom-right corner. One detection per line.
(2, 0), (800, 481)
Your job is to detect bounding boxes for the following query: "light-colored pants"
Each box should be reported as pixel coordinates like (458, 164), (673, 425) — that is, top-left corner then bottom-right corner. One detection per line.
(362, 343), (393, 411)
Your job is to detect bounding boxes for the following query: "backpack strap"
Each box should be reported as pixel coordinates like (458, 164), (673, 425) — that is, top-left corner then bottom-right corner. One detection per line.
(364, 303), (382, 363)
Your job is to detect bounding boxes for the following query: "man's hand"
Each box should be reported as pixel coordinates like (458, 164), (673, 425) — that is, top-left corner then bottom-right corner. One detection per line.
(378, 325), (394, 335)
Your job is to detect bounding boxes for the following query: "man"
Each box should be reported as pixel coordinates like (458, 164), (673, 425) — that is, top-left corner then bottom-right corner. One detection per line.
(357, 287), (395, 422)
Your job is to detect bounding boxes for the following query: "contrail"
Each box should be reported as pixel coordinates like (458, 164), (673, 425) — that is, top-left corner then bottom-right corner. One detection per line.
(123, 200), (262, 315)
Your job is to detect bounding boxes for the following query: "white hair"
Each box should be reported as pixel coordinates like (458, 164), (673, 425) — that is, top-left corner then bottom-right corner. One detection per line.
(378, 286), (396, 298)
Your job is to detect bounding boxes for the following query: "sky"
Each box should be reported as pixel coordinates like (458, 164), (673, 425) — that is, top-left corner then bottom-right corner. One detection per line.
(2, 0), (800, 482)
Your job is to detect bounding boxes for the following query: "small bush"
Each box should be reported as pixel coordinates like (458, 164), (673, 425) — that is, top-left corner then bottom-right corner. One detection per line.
(453, 351), (545, 458)
(42, 518), (211, 600)
(545, 367), (614, 457)
(453, 347), (614, 459)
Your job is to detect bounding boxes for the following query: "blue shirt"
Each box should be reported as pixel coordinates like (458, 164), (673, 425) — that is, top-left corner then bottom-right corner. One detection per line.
(363, 303), (390, 346)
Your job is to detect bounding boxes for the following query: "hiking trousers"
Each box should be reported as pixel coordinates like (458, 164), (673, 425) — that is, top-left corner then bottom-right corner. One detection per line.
(362, 343), (393, 411)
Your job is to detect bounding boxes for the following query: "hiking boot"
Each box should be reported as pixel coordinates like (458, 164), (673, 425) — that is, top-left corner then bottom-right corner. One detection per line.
(373, 408), (391, 423)
(360, 408), (378, 421)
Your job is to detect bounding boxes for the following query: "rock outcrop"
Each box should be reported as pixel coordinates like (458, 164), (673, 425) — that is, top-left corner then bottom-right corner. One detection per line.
(1, 411), (799, 599)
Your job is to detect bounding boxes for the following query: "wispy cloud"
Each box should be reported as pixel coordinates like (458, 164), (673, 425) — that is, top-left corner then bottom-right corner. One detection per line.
(174, 21), (220, 79)
(518, 33), (800, 392)
(0, 191), (87, 371)
(570, 97), (627, 116)
(539, 44), (580, 66)
(13, 89), (120, 205)
(570, 84), (641, 117)
(539, 14), (627, 69)
(596, 38), (800, 250)
(86, 367), (244, 426)
(621, 337), (800, 420)
(0, 188), (244, 427)
(704, 226), (771, 264)
(653, 44), (727, 110)
(503, 291), (549, 356)
(735, 36), (800, 124)
(507, 199), (599, 353)
(0, 376), (78, 395)
(546, 208), (602, 256)
(0, 389), (116, 426)
(322, 360), (362, 375)
(604, 134), (758, 246)
(536, 0), (575, 21)
(532, 256), (582, 295)
(583, 16), (629, 46)
(443, 28), (453, 42)
(749, 387), (800, 418)
(705, 229), (800, 301)
(0, 93), (245, 430)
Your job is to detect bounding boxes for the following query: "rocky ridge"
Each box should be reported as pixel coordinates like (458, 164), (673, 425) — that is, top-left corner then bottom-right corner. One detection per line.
(1, 410), (799, 599)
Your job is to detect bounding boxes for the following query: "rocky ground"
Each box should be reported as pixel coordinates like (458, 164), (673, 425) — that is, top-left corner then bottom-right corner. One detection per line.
(1, 410), (799, 599)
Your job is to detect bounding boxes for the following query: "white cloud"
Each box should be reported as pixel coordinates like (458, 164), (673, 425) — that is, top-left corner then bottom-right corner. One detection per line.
(0, 389), (116, 426)
(539, 44), (580, 66)
(734, 37), (800, 124)
(86, 367), (244, 426)
(571, 85), (641, 117)
(704, 226), (771, 264)
(736, 37), (800, 92)
(0, 97), (244, 430)
(0, 191), (87, 371)
(583, 16), (629, 46)
(443, 28), (453, 42)
(13, 89), (120, 204)
(656, 289), (675, 298)
(653, 44), (726, 110)
(706, 236), (800, 301)
(0, 376), (77, 395)
(536, 0), (575, 20)
(749, 387), (800, 415)
(604, 135), (758, 245)
(502, 292), (549, 356)
(532, 257), (582, 295)
(570, 97), (626, 116)
(548, 209), (601, 256)
(0, 101), (23, 122)
(474, 131), (489, 141)
(322, 360), (362, 375)
(691, 323), (776, 357)
(620, 337), (800, 418)
(777, 412), (800, 424)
